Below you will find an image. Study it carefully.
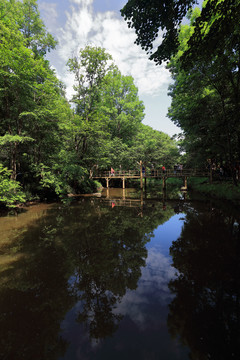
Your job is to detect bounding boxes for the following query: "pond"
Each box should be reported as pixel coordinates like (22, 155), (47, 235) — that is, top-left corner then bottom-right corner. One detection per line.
(0, 188), (240, 360)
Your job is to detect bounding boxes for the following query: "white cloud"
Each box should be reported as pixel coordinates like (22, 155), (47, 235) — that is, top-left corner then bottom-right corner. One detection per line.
(38, 2), (58, 33)
(55, 1), (171, 100)
(70, 0), (93, 5)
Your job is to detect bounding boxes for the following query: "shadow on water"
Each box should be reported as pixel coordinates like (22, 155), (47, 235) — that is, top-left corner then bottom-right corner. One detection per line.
(0, 188), (240, 359)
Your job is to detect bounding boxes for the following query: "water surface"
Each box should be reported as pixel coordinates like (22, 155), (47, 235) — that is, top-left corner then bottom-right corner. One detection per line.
(0, 189), (240, 359)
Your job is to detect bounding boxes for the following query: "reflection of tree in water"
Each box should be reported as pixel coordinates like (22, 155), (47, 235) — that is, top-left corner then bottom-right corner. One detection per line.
(168, 205), (240, 359)
(0, 214), (75, 360)
(0, 198), (175, 358)
(61, 199), (174, 340)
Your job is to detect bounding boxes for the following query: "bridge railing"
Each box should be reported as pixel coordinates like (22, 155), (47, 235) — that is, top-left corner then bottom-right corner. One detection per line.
(92, 169), (209, 178)
(94, 170), (141, 177)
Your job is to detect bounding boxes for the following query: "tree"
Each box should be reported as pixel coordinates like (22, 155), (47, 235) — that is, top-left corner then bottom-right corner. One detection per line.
(0, 2), (36, 179)
(124, 124), (180, 169)
(0, 1), (182, 200)
(100, 68), (145, 145)
(181, 0), (240, 69)
(167, 7), (240, 175)
(0, 0), (73, 197)
(121, 0), (239, 65)
(67, 47), (146, 172)
(67, 46), (114, 164)
(67, 45), (113, 120)
(120, 0), (198, 64)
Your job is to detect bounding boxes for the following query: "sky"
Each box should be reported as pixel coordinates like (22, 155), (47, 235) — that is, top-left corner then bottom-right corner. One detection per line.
(38, 0), (181, 137)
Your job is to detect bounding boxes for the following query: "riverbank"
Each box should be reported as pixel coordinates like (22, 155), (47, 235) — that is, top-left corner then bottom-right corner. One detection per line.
(188, 177), (240, 203)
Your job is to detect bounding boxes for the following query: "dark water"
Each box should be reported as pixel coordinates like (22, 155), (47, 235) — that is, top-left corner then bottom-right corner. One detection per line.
(0, 188), (240, 360)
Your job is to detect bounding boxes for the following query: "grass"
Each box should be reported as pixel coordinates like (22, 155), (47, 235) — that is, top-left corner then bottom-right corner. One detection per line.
(188, 177), (240, 202)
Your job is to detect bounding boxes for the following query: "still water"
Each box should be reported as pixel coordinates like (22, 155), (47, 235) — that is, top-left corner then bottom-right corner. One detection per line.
(0, 188), (240, 360)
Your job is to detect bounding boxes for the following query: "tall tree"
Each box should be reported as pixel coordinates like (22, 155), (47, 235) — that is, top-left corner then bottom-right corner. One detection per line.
(167, 6), (240, 175)
(67, 46), (113, 120)
(100, 68), (145, 145)
(67, 46), (114, 164)
(0, 0), (71, 188)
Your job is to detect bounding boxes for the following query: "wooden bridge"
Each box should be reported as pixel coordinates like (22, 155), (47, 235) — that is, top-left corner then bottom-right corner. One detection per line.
(91, 168), (210, 190)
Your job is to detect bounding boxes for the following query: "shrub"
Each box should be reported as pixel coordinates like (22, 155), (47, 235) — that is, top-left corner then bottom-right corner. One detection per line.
(0, 164), (26, 208)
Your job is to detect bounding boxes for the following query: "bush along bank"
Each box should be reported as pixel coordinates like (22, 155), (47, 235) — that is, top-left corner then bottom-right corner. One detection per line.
(0, 164), (102, 211)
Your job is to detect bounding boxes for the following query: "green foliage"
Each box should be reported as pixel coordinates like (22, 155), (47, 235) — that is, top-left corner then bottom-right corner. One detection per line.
(121, 0), (240, 184)
(66, 46), (177, 174)
(31, 159), (88, 197)
(67, 45), (113, 117)
(0, 134), (34, 145)
(93, 180), (103, 191)
(0, 164), (26, 208)
(0, 0), (76, 198)
(120, 0), (198, 64)
(167, 4), (240, 172)
(0, 2), (180, 201)
(121, 0), (239, 66)
(100, 68), (145, 145)
(125, 124), (179, 169)
(181, 0), (240, 69)
(0, 0), (68, 181)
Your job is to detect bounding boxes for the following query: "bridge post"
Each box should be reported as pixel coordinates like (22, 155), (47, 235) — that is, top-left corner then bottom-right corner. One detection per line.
(106, 177), (109, 188)
(140, 160), (143, 189)
(122, 177), (125, 189)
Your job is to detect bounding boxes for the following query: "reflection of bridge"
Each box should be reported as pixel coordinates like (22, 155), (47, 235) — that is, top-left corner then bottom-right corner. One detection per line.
(104, 198), (142, 208)
(92, 169), (209, 189)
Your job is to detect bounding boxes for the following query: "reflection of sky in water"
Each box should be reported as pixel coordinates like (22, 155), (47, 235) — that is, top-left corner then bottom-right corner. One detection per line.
(59, 213), (187, 360)
(115, 213), (185, 324)
(147, 213), (186, 256)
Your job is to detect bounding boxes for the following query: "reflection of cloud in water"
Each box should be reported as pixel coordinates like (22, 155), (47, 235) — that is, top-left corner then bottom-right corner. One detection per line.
(114, 248), (176, 328)
(60, 248), (179, 357)
(142, 249), (176, 296)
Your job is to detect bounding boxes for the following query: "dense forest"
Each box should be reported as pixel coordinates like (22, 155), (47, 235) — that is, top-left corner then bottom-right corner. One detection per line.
(121, 0), (240, 180)
(0, 0), (180, 208)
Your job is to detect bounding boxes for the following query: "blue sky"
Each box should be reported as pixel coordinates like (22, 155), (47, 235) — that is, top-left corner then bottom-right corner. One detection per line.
(38, 0), (182, 136)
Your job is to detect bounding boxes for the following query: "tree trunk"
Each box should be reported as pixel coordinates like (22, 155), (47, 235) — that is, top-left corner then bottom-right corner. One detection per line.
(10, 142), (17, 180)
